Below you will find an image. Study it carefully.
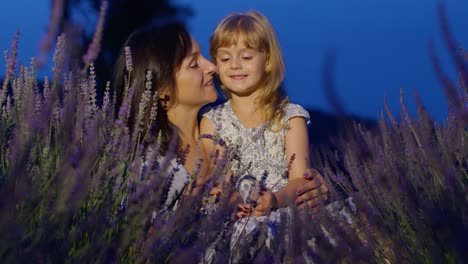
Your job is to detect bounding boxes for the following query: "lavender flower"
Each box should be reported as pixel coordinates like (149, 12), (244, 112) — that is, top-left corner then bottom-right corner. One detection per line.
(149, 91), (158, 122)
(102, 81), (111, 113)
(124, 46), (133, 72)
(136, 70), (152, 134)
(43, 76), (50, 102)
(37, 0), (64, 67)
(82, 0), (108, 65)
(88, 63), (98, 115)
(1, 30), (19, 105)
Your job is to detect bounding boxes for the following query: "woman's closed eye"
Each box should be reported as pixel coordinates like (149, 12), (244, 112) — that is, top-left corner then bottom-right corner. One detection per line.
(189, 59), (199, 68)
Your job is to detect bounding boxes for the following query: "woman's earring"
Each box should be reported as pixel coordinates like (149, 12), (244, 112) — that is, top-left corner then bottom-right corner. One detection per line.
(159, 95), (170, 110)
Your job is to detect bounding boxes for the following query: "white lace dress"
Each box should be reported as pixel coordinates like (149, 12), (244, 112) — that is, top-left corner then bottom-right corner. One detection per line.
(139, 147), (191, 216)
(203, 100), (310, 258)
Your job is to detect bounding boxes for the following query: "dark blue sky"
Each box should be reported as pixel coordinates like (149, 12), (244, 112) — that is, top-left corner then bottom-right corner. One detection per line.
(2, 0), (468, 122)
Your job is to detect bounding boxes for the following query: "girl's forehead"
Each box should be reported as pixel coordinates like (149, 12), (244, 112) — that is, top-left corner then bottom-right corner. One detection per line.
(217, 36), (259, 51)
(217, 45), (255, 53)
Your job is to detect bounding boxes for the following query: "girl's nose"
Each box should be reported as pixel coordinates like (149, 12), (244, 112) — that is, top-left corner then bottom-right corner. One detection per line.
(230, 58), (241, 69)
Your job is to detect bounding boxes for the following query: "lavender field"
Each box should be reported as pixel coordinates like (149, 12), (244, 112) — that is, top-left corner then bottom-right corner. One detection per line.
(0, 1), (467, 263)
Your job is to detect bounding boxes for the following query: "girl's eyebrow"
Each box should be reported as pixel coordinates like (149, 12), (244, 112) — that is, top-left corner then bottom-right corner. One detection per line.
(217, 47), (253, 53)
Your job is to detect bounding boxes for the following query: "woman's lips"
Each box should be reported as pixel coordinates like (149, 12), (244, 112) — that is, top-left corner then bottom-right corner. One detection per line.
(204, 79), (213, 87)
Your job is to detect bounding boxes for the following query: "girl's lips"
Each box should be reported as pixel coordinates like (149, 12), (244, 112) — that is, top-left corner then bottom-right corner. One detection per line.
(230, 74), (247, 80)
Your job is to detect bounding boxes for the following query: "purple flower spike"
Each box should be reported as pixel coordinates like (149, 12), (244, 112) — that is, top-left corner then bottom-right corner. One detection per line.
(82, 0), (108, 65)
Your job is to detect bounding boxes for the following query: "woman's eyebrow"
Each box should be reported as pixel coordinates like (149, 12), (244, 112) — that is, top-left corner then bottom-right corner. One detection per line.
(189, 51), (200, 58)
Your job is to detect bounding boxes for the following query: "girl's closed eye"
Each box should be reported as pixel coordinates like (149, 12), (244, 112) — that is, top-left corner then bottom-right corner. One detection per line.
(219, 56), (230, 62)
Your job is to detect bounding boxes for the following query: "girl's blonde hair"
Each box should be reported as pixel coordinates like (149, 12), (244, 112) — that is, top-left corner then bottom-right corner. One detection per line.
(209, 10), (289, 129)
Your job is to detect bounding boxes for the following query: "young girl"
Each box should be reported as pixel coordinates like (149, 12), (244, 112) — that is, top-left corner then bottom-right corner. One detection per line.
(201, 11), (317, 259)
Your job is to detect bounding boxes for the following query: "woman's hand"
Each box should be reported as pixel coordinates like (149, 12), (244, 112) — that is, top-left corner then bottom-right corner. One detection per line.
(295, 168), (329, 209)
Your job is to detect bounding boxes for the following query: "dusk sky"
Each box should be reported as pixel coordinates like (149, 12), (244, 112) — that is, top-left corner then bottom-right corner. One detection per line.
(2, 0), (468, 122)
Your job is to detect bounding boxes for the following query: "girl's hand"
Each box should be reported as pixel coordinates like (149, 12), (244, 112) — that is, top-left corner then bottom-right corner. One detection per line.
(253, 188), (278, 217)
(209, 182), (222, 197)
(295, 168), (329, 209)
(236, 203), (252, 219)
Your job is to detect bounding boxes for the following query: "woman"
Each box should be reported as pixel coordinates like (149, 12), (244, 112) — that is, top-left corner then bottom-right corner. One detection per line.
(113, 22), (327, 216)
(113, 22), (216, 214)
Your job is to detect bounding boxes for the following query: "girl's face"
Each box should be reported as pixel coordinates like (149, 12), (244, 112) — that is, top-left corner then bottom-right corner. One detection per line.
(173, 37), (217, 108)
(215, 40), (268, 97)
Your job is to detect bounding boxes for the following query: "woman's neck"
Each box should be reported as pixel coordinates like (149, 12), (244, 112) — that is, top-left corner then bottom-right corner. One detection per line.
(167, 105), (209, 177)
(167, 106), (200, 143)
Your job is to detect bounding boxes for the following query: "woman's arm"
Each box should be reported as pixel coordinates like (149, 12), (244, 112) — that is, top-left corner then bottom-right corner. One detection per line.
(253, 117), (328, 215)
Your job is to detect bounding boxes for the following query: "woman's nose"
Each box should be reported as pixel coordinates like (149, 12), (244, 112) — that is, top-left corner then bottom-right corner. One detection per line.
(202, 57), (216, 74)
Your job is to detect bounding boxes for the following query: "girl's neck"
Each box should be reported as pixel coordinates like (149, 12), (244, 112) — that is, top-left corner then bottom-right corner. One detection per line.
(230, 94), (258, 114)
(230, 95), (267, 127)
(229, 85), (264, 114)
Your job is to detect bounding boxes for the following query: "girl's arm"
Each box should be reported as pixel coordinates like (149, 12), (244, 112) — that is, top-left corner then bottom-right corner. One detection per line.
(272, 116), (311, 208)
(199, 116), (218, 174)
(199, 117), (240, 205)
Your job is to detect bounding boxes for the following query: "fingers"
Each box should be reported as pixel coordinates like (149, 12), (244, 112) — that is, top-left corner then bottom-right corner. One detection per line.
(296, 175), (324, 195)
(296, 180), (321, 197)
(208, 185), (222, 196)
(253, 197), (273, 217)
(236, 203), (252, 215)
(236, 211), (249, 219)
(295, 187), (329, 208)
(319, 183), (329, 200)
(237, 203), (252, 211)
(303, 167), (321, 180)
(236, 204), (252, 219)
(236, 202), (269, 218)
(297, 197), (321, 209)
(295, 189), (320, 205)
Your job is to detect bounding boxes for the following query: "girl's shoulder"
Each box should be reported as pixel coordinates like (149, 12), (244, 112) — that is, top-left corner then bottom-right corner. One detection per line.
(203, 101), (229, 114)
(201, 101), (230, 124)
(282, 103), (310, 125)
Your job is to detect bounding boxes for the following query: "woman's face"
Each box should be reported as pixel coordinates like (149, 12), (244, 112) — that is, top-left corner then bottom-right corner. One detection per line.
(173, 37), (217, 108)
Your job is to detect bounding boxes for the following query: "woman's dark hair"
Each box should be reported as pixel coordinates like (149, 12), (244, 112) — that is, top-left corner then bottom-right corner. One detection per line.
(113, 22), (192, 154)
